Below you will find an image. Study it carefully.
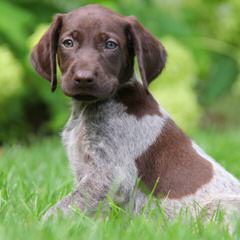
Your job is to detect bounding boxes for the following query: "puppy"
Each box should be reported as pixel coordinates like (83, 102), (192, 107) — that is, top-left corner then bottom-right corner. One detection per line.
(31, 4), (240, 224)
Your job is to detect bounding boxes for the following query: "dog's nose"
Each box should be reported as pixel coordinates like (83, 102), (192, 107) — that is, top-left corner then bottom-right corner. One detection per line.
(74, 70), (95, 87)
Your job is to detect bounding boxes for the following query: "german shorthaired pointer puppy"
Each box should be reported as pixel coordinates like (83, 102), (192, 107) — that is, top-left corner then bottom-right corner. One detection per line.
(31, 4), (240, 223)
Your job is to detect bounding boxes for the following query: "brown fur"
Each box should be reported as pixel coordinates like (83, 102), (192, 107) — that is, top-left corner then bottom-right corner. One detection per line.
(136, 119), (214, 199)
(115, 81), (162, 118)
(31, 4), (166, 100)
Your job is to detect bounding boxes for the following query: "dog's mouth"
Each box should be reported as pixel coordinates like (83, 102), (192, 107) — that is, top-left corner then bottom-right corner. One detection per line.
(73, 94), (98, 101)
(72, 87), (117, 102)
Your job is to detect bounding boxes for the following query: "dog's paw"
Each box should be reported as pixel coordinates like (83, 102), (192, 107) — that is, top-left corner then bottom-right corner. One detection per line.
(42, 195), (73, 221)
(42, 204), (73, 221)
(42, 205), (58, 221)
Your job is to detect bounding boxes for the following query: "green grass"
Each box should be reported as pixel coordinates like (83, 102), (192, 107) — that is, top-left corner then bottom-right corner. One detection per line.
(1, 128), (240, 240)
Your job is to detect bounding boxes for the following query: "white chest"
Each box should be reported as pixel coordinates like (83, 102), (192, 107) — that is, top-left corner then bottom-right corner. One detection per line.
(62, 100), (167, 183)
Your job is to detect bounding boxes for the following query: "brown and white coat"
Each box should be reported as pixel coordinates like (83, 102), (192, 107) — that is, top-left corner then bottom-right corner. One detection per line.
(45, 79), (240, 220)
(30, 5), (240, 223)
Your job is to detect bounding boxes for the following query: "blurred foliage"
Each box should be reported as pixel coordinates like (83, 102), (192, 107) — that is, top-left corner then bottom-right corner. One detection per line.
(150, 36), (201, 130)
(0, 0), (239, 143)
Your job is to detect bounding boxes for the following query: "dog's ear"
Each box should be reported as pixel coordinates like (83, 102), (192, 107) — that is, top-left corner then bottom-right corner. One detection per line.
(126, 16), (167, 89)
(31, 14), (63, 92)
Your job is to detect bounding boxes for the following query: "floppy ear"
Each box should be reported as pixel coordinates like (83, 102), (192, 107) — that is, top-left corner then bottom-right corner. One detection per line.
(126, 16), (167, 89)
(31, 14), (63, 92)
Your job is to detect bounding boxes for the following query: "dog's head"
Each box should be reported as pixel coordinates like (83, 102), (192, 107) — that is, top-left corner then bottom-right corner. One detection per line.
(31, 4), (166, 101)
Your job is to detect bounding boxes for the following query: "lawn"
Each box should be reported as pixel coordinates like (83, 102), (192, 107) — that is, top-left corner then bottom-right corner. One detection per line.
(0, 128), (240, 240)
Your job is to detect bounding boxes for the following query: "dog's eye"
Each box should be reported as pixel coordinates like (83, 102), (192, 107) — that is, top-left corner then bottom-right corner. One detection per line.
(62, 39), (74, 48)
(105, 40), (118, 49)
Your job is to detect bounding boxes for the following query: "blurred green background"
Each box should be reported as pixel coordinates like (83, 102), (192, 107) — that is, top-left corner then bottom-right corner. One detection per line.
(0, 0), (240, 144)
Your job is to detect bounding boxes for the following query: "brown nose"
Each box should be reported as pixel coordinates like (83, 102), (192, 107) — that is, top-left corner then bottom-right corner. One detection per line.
(74, 70), (95, 87)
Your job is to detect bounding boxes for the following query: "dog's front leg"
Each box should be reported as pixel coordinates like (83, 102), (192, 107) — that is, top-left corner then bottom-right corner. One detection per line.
(43, 167), (121, 220)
